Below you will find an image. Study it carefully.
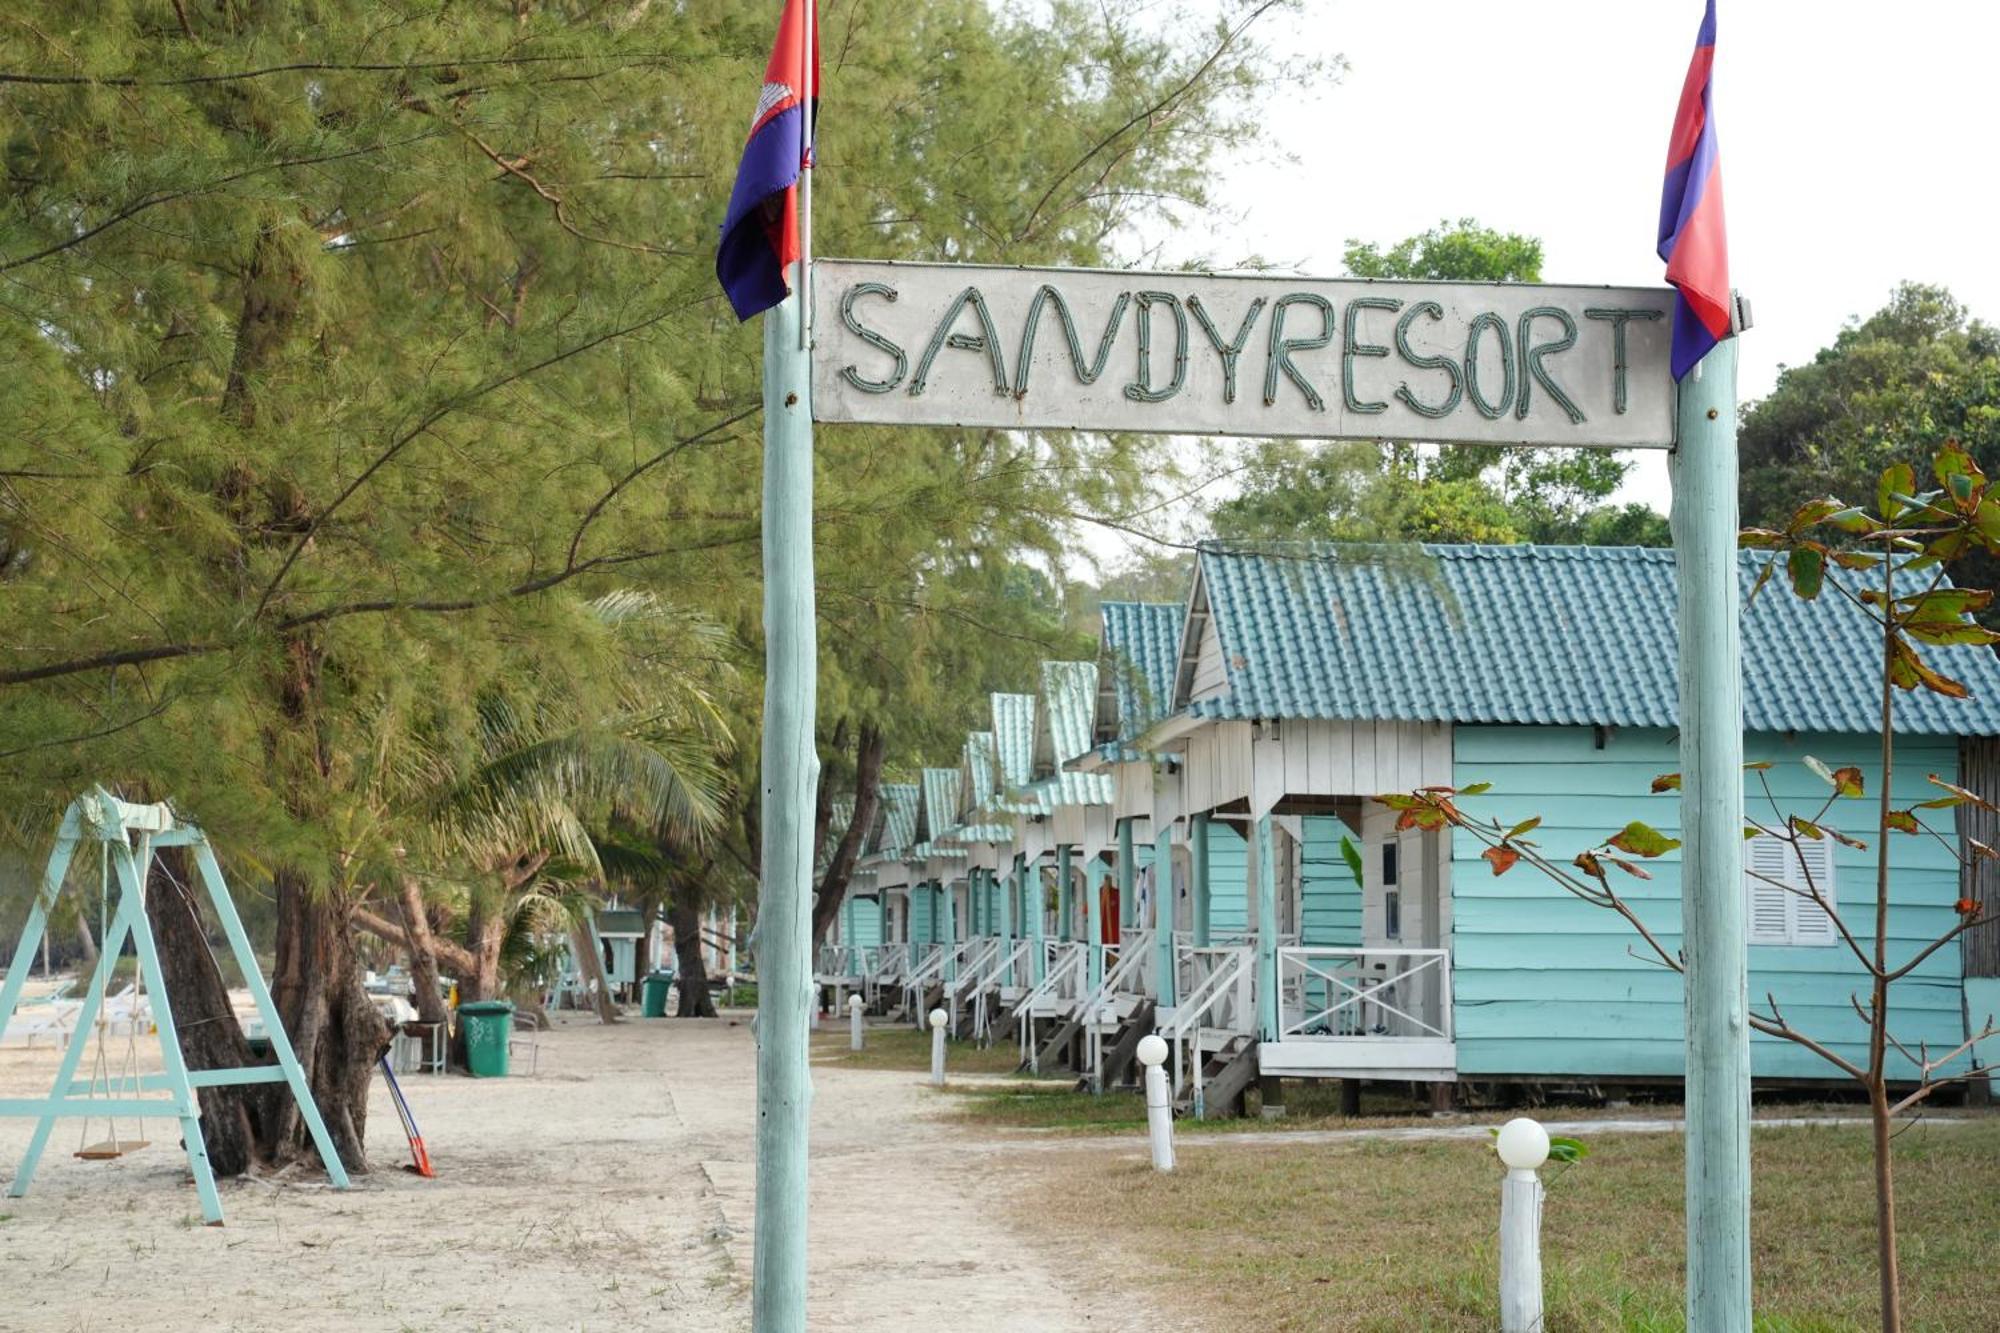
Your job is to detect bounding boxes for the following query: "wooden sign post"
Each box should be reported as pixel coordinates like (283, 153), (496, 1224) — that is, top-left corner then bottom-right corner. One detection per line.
(802, 256), (1748, 1330)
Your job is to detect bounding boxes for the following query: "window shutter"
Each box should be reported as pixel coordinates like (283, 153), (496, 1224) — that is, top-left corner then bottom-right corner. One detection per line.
(1745, 833), (1795, 945)
(1790, 834), (1838, 944)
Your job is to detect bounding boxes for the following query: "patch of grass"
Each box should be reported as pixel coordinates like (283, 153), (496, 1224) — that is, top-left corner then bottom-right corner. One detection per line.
(810, 1025), (1026, 1077)
(1011, 1118), (2000, 1331)
(946, 1078), (1512, 1135)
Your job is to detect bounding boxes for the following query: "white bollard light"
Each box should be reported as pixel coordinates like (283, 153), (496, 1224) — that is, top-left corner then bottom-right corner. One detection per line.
(1136, 1033), (1175, 1172)
(928, 1007), (949, 1087)
(848, 993), (866, 1051)
(1495, 1117), (1550, 1333)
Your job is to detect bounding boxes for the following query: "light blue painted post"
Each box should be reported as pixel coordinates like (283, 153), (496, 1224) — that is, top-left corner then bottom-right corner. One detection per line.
(114, 843), (224, 1224)
(1191, 813), (1211, 947)
(1254, 814), (1279, 1040)
(1028, 860), (1046, 984)
(1056, 846), (1074, 943)
(1117, 819), (1136, 935)
(755, 279), (818, 1333)
(1153, 823), (1176, 1008)
(942, 880), (958, 984)
(190, 841), (349, 1189)
(1671, 336), (1748, 1331)
(999, 859), (1015, 993)
(1084, 854), (1106, 992)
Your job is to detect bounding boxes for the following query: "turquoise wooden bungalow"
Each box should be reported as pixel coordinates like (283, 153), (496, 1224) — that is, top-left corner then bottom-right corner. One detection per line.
(858, 781), (921, 995)
(1139, 541), (2000, 1100)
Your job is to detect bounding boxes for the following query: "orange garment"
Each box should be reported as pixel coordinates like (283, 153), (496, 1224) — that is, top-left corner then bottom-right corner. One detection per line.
(1099, 881), (1120, 945)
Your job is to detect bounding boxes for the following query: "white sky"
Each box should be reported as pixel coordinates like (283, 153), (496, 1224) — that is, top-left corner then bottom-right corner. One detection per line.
(1089, 0), (2000, 568)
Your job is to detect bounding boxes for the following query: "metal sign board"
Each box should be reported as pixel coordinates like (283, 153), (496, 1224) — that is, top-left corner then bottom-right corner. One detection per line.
(812, 259), (1678, 449)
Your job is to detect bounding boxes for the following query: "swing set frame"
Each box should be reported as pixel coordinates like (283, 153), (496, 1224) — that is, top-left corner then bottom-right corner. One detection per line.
(0, 788), (350, 1225)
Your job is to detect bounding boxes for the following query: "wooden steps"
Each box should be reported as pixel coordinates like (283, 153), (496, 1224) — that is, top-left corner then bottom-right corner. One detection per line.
(1179, 1036), (1258, 1117)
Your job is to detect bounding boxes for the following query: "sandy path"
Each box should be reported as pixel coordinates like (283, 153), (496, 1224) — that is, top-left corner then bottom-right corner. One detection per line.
(0, 1014), (1167, 1332)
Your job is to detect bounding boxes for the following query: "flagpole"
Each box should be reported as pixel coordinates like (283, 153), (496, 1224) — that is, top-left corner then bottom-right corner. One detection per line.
(1669, 335), (1751, 1333)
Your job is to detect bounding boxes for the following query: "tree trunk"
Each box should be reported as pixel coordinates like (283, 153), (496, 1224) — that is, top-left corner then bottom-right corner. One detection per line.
(1870, 1075), (1902, 1332)
(268, 867), (389, 1171)
(394, 876), (451, 1029)
(461, 894), (508, 1003)
(569, 915), (622, 1023)
(73, 911), (98, 971)
(667, 897), (716, 1018)
(811, 720), (885, 949)
(143, 846), (274, 1178)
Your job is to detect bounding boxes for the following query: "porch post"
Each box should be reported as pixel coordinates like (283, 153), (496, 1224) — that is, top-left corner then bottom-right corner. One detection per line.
(1117, 818), (1137, 934)
(1028, 859), (1047, 983)
(1154, 822), (1176, 1008)
(1254, 813), (1279, 1041)
(941, 879), (958, 983)
(1671, 337), (1750, 1332)
(1084, 853), (1107, 992)
(1000, 859), (1015, 945)
(1190, 813), (1211, 947)
(1056, 845), (1074, 943)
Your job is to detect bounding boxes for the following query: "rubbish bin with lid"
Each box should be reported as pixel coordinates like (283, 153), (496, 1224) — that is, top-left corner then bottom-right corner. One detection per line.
(641, 970), (676, 1018)
(458, 999), (515, 1077)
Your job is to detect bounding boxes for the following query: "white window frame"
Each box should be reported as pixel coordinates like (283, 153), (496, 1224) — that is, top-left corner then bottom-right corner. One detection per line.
(1743, 827), (1839, 947)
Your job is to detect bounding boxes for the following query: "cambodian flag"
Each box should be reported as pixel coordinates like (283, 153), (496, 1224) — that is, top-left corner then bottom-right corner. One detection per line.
(716, 0), (819, 322)
(1657, 0), (1731, 379)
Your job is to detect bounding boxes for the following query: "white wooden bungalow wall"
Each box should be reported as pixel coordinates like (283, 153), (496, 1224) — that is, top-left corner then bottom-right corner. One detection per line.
(1176, 719), (1450, 819)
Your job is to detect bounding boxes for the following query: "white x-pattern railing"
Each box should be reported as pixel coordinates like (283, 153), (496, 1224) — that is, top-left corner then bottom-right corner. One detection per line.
(1276, 946), (1452, 1041)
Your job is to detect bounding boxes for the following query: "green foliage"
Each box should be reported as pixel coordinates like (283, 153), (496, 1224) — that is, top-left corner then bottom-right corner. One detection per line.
(0, 2), (1291, 902)
(1343, 217), (1543, 284)
(1740, 283), (2000, 613)
(1210, 219), (1665, 551)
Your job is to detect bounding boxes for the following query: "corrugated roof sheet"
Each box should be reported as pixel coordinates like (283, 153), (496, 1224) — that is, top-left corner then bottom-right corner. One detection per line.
(918, 767), (963, 843)
(1099, 601), (1185, 741)
(1038, 660), (1098, 768)
(961, 731), (998, 816)
(991, 694), (1036, 787)
(876, 783), (919, 858)
(1187, 542), (2000, 734)
(1027, 660), (1114, 805)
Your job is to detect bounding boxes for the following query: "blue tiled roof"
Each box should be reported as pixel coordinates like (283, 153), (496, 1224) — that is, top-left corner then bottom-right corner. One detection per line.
(961, 731), (998, 816)
(875, 783), (919, 859)
(1187, 542), (2000, 735)
(918, 767), (963, 844)
(1099, 601), (1185, 742)
(1033, 660), (1115, 804)
(991, 694), (1036, 788)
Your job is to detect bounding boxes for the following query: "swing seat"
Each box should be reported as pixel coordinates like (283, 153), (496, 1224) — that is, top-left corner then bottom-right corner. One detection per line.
(75, 1139), (149, 1160)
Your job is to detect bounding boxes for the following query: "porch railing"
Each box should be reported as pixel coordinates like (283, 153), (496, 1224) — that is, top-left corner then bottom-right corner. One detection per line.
(1010, 941), (1086, 1073)
(1159, 943), (1254, 1110)
(1276, 946), (1453, 1042)
(900, 943), (947, 1025)
(1078, 928), (1154, 1091)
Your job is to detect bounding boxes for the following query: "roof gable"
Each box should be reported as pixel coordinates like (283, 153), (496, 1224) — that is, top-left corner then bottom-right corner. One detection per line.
(1186, 542), (2000, 734)
(1095, 601), (1185, 744)
(874, 782), (920, 859)
(917, 767), (963, 845)
(991, 693), (1037, 789)
(960, 732), (998, 818)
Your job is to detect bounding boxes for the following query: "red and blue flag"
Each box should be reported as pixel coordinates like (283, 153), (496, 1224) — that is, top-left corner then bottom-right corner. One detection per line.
(716, 0), (819, 322)
(1657, 0), (1731, 379)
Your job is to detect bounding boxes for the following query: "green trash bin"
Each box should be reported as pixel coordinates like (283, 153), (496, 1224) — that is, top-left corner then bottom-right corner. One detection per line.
(459, 999), (514, 1077)
(641, 970), (676, 1018)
